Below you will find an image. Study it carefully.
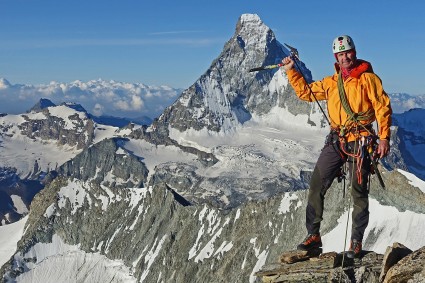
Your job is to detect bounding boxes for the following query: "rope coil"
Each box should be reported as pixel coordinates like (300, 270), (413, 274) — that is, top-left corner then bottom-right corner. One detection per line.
(337, 71), (375, 136)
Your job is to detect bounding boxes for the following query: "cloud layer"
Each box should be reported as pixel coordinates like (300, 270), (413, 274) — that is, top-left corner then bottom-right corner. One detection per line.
(0, 77), (422, 120)
(388, 93), (425, 114)
(0, 78), (182, 119)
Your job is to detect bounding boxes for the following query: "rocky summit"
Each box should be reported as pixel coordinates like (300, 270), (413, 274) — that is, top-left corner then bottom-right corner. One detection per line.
(256, 243), (425, 282)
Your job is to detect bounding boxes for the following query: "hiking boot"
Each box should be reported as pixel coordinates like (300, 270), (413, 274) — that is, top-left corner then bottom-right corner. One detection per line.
(347, 239), (362, 258)
(297, 234), (322, 251)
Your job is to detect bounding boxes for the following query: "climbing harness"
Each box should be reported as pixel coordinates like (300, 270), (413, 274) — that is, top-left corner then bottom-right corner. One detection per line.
(336, 71), (385, 189)
(338, 135), (375, 185)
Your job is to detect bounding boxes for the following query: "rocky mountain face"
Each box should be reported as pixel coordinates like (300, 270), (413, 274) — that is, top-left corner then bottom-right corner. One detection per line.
(390, 109), (425, 180)
(0, 167), (43, 225)
(0, 104), (121, 225)
(14, 105), (95, 150)
(57, 138), (149, 189)
(154, 14), (320, 136)
(380, 108), (425, 181)
(1, 13), (425, 283)
(1, 167), (424, 282)
(28, 98), (56, 112)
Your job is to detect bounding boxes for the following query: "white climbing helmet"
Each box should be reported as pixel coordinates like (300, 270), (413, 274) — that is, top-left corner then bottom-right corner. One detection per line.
(332, 35), (355, 54)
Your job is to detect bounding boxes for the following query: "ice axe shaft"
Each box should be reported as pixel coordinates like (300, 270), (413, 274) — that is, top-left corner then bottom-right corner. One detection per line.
(249, 63), (284, 72)
(248, 43), (299, 72)
(370, 154), (386, 189)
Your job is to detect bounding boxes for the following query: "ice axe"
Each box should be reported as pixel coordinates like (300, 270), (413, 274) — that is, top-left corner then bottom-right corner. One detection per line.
(369, 141), (386, 189)
(248, 43), (299, 72)
(371, 156), (386, 189)
(248, 43), (331, 126)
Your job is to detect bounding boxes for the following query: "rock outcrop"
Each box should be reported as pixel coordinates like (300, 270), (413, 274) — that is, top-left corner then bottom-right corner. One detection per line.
(19, 107), (95, 149)
(255, 242), (424, 283)
(57, 138), (149, 188)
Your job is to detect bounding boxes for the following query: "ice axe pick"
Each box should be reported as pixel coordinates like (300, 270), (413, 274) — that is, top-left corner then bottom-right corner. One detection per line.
(248, 43), (299, 72)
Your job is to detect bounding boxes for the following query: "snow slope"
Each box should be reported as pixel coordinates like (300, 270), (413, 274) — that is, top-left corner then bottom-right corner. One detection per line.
(323, 170), (425, 253)
(0, 216), (27, 266)
(11, 235), (136, 283)
(168, 105), (327, 183)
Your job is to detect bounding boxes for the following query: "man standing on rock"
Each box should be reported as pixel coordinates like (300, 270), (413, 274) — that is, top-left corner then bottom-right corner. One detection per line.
(281, 35), (392, 258)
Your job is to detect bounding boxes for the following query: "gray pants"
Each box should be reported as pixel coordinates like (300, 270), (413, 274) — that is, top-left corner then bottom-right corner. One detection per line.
(306, 132), (371, 241)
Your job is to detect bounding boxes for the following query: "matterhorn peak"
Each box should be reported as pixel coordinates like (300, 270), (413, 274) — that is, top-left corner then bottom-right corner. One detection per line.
(154, 13), (318, 136)
(235, 13), (273, 51)
(237, 14), (264, 28)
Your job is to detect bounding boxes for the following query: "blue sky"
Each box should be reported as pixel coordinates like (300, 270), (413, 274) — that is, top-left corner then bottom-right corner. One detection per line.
(1, 0), (424, 95)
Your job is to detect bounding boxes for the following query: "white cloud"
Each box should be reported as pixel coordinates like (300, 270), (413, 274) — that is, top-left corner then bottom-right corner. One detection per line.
(1, 80), (420, 120)
(114, 100), (130, 111)
(389, 93), (425, 113)
(0, 78), (181, 119)
(93, 103), (104, 116)
(113, 95), (144, 111)
(130, 95), (144, 110)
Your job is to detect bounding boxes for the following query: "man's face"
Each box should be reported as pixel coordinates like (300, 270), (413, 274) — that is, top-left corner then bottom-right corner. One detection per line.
(336, 50), (356, 69)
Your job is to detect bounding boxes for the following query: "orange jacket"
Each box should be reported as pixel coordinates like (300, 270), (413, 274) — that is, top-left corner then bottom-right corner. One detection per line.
(286, 60), (392, 141)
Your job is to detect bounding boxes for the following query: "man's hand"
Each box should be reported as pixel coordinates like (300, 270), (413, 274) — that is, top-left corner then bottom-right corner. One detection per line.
(282, 56), (295, 71)
(377, 139), (390, 158)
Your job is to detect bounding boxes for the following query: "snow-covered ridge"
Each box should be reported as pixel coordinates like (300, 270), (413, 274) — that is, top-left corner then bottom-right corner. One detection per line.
(0, 105), (119, 177)
(27, 105), (88, 130)
(46, 179), (153, 219)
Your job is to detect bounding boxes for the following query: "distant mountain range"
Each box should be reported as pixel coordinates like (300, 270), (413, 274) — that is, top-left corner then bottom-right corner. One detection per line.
(389, 92), (425, 113)
(30, 98), (153, 127)
(0, 78), (183, 121)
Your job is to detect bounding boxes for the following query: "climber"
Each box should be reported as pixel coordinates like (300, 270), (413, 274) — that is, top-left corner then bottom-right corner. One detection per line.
(281, 35), (392, 258)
